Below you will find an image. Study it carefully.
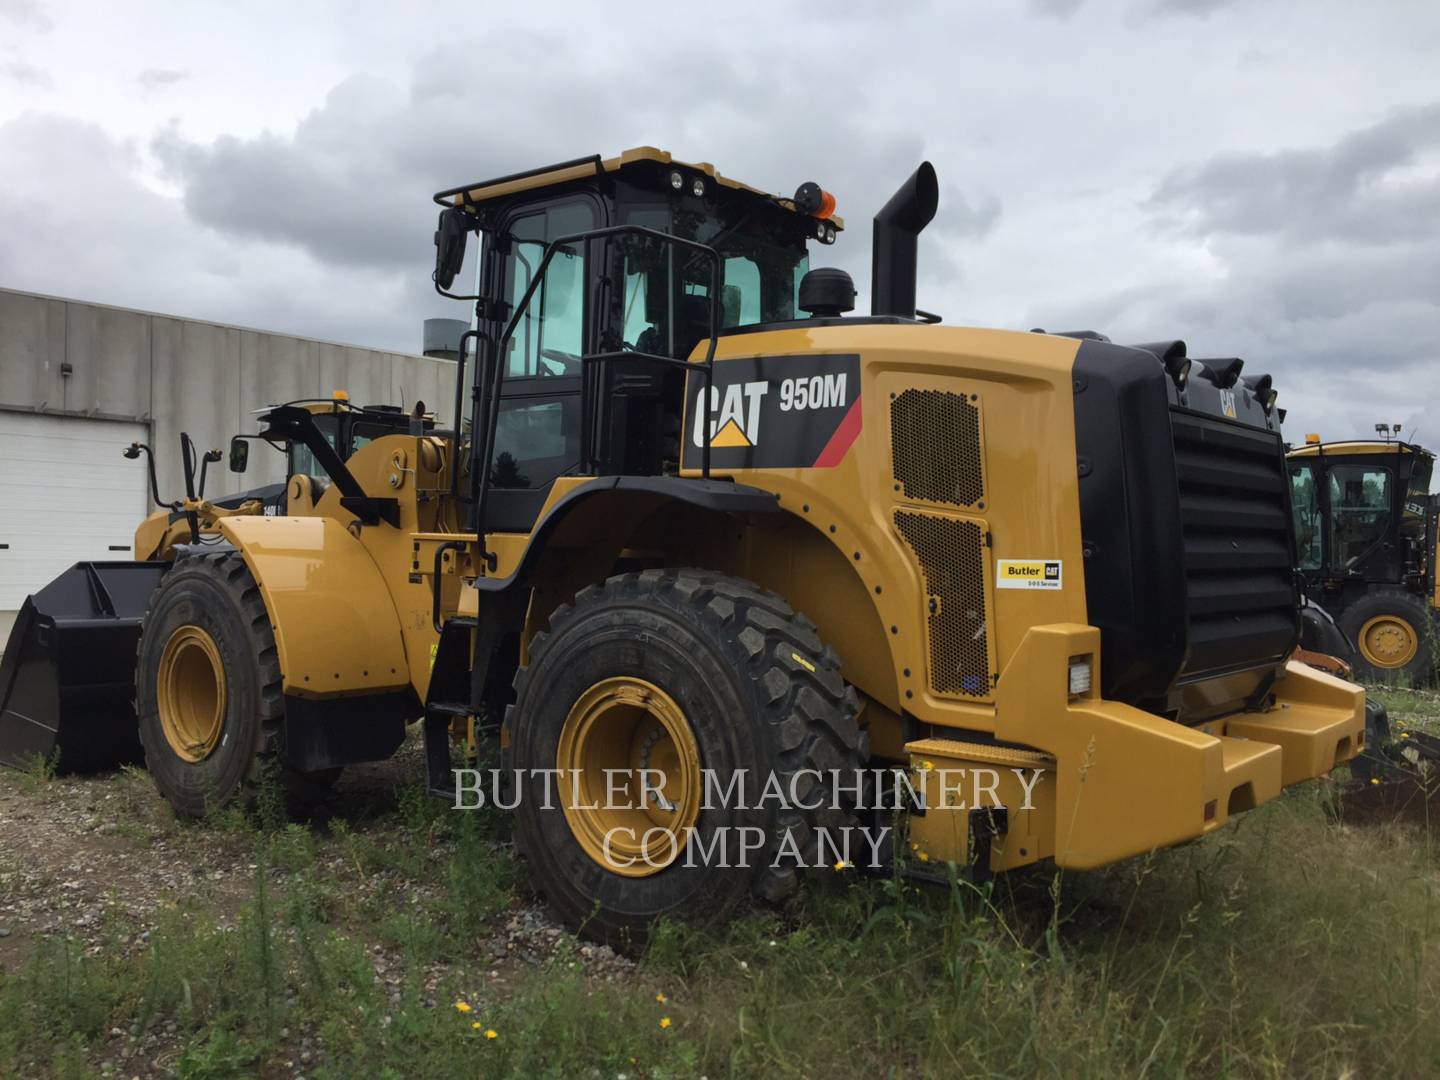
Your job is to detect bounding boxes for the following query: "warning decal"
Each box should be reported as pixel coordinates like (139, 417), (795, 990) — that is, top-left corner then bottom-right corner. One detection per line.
(996, 559), (1063, 590)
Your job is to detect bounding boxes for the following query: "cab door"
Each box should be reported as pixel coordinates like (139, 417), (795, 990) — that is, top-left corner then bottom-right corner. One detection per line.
(478, 194), (604, 533)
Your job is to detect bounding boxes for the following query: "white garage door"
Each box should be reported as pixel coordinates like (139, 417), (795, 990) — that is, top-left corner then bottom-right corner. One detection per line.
(0, 412), (149, 610)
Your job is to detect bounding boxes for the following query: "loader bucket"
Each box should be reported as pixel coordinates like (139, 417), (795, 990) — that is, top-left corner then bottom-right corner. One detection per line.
(0, 562), (166, 773)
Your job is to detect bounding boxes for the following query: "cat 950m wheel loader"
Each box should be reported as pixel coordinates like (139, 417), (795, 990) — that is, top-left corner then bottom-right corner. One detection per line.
(6, 148), (1364, 946)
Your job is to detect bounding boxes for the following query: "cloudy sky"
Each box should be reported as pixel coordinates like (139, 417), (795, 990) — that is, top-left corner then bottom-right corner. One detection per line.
(2, 0), (1437, 446)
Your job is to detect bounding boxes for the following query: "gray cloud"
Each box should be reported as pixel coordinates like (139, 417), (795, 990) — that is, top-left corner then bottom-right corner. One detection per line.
(0, 0), (52, 30)
(1147, 0), (1239, 16)
(137, 68), (189, 91)
(936, 184), (1003, 240)
(1, 59), (50, 87)
(1150, 103), (1440, 247)
(1027, 0), (1085, 17)
(1034, 103), (1440, 444)
(149, 35), (969, 307)
(4, 1), (1439, 453)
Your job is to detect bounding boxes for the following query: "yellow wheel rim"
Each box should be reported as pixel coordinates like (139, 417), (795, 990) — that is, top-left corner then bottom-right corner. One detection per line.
(556, 676), (701, 877)
(157, 625), (227, 762)
(1358, 614), (1418, 669)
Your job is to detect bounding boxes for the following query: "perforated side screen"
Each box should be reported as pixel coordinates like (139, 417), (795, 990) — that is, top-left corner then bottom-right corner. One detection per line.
(894, 511), (992, 698)
(890, 389), (984, 507)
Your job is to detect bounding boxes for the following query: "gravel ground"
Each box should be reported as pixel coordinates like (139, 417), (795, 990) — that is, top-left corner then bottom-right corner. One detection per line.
(0, 736), (634, 1077)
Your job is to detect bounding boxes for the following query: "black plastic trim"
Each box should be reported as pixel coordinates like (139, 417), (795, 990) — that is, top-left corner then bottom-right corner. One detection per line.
(1072, 339), (1189, 705)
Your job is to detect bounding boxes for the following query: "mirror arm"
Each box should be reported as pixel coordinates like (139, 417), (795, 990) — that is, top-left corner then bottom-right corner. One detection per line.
(197, 448), (222, 500)
(123, 442), (179, 512)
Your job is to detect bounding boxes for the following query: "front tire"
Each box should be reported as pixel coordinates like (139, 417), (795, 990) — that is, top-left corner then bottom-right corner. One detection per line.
(507, 569), (868, 949)
(1338, 588), (1437, 684)
(135, 552), (283, 817)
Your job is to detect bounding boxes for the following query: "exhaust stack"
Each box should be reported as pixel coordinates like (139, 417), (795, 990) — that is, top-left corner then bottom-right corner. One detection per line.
(871, 162), (939, 319)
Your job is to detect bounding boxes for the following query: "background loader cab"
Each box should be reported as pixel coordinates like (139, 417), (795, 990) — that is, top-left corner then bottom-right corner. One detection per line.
(1287, 437), (1438, 681)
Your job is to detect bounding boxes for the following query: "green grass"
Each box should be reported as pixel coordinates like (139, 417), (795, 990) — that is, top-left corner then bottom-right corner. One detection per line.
(5, 689), (1434, 1076)
(2, 778), (1439, 1078)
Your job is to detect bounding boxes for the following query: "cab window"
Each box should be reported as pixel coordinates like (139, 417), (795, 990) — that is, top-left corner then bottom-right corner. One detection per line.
(615, 204), (809, 358)
(1288, 462), (1321, 570)
(1328, 465), (1391, 569)
(288, 415), (339, 477)
(503, 201), (595, 379)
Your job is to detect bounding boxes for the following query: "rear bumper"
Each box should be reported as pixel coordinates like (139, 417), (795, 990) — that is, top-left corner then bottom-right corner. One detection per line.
(907, 626), (1364, 873)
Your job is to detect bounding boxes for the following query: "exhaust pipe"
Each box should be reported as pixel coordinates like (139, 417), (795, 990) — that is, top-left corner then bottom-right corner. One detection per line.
(871, 162), (939, 319)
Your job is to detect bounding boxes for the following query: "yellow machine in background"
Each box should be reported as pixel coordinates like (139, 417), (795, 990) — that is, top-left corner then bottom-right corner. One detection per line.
(5, 148), (1364, 947)
(1287, 436), (1438, 682)
(0, 398), (427, 771)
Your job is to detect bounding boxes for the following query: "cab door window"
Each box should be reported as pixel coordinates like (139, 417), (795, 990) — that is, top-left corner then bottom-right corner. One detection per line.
(1288, 462), (1321, 570)
(482, 197), (597, 529)
(1328, 465), (1391, 569)
(503, 202), (594, 379)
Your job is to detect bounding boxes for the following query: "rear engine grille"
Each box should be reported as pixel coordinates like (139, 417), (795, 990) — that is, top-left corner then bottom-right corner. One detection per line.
(894, 510), (993, 698)
(1170, 410), (1297, 679)
(891, 389), (984, 507)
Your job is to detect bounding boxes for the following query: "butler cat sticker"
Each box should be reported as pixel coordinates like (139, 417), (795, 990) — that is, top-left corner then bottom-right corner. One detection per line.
(996, 559), (1063, 590)
(683, 354), (862, 469)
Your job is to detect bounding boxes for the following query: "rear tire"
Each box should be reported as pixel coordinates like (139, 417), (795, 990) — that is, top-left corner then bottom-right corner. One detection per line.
(507, 569), (868, 950)
(136, 552), (284, 818)
(1338, 588), (1437, 684)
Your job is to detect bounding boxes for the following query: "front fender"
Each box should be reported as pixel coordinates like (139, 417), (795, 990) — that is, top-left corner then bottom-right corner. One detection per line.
(218, 516), (410, 698)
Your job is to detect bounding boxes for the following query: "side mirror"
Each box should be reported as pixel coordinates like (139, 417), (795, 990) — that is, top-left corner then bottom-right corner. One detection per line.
(433, 207), (471, 290)
(229, 436), (249, 474)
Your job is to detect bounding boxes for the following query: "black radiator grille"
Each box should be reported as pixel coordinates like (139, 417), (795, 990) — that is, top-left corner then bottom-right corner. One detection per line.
(1170, 409), (1298, 680)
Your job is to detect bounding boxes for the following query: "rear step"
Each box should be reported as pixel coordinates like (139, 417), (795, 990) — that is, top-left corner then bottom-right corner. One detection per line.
(424, 701), (470, 799)
(0, 562), (167, 772)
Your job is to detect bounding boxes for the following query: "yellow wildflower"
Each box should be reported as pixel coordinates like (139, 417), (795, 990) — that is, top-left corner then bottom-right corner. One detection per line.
(655, 992), (667, 1004)
(454, 1001), (472, 1014)
(917, 851), (930, 862)
(833, 859), (850, 871)
(659, 1017), (672, 1029)
(485, 1029), (498, 1040)
(471, 1021), (481, 1030)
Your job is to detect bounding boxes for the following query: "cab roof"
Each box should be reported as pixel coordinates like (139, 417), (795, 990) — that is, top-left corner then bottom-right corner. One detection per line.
(433, 146), (844, 229)
(1288, 440), (1434, 459)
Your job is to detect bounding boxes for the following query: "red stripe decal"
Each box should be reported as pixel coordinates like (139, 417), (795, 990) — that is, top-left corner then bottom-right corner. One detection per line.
(811, 397), (863, 468)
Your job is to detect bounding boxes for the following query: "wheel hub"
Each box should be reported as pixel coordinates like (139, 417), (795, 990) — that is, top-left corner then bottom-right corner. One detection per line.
(556, 676), (701, 877)
(157, 625), (227, 762)
(1359, 614), (1418, 669)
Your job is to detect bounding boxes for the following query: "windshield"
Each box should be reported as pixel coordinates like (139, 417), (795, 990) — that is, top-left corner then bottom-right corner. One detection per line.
(289, 414), (340, 478)
(616, 203), (809, 358)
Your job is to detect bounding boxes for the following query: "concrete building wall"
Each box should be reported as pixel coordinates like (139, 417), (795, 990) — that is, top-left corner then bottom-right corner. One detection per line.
(0, 287), (455, 499)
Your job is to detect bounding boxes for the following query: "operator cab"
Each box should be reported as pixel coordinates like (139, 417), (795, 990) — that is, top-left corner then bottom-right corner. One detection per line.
(1287, 439), (1435, 585)
(432, 148), (845, 532)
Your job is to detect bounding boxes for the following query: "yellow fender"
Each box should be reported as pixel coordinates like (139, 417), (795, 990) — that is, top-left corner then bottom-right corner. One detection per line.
(217, 516), (410, 698)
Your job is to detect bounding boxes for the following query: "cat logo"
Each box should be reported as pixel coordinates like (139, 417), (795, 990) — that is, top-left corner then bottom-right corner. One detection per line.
(1219, 388), (1237, 419)
(693, 381), (769, 448)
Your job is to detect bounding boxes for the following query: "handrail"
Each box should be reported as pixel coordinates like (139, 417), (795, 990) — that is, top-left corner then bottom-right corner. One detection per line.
(433, 155), (604, 208)
(432, 540), (470, 634)
(469, 223), (721, 572)
(451, 329), (478, 500)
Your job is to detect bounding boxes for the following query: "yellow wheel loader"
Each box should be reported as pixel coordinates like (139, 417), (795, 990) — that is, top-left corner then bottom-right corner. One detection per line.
(1287, 437), (1438, 682)
(13, 148), (1365, 945)
(0, 398), (428, 770)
